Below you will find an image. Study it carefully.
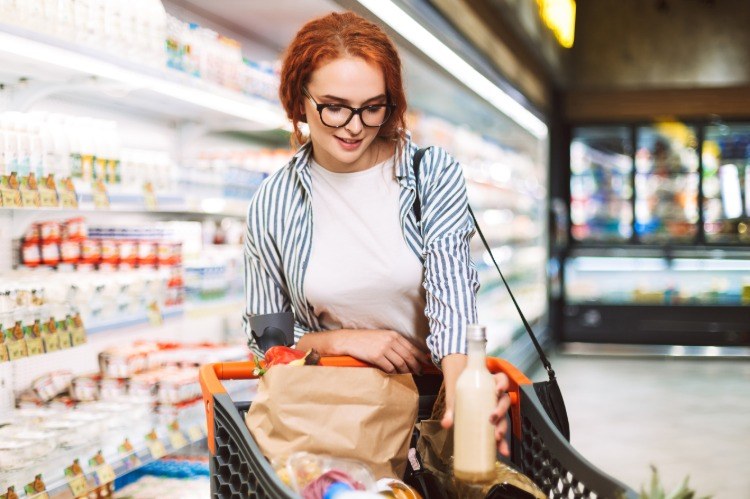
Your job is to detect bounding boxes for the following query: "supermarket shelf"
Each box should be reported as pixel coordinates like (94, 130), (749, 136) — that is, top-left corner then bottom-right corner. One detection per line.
(11, 415), (208, 499)
(86, 305), (185, 335)
(0, 192), (250, 219)
(0, 22), (287, 130)
(185, 297), (244, 319)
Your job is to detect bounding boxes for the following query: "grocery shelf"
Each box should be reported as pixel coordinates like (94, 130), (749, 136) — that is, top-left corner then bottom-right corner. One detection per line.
(0, 22), (287, 130)
(85, 305), (185, 335)
(185, 297), (244, 319)
(0, 411), (208, 499)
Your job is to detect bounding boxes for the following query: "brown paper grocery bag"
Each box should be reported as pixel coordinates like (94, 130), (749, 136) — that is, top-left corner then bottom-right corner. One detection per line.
(245, 365), (419, 479)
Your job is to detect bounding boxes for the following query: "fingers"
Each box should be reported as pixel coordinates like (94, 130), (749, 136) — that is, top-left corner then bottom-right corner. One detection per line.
(383, 349), (411, 374)
(393, 333), (432, 365)
(494, 372), (509, 394)
(390, 341), (424, 374)
(440, 407), (453, 430)
(490, 393), (511, 425)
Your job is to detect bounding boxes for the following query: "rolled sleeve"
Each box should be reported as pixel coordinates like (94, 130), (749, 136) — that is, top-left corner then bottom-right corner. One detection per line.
(420, 150), (480, 364)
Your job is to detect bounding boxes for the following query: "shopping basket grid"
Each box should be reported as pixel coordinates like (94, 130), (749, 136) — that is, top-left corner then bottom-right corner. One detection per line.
(200, 357), (637, 499)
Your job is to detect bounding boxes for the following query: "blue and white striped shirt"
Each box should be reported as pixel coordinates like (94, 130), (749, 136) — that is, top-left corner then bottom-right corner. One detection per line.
(244, 134), (480, 364)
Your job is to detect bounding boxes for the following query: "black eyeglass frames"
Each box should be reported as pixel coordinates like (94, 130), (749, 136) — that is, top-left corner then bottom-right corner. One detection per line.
(303, 88), (395, 128)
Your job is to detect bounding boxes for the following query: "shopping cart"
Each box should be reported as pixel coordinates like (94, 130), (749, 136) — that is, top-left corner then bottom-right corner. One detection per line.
(199, 356), (637, 499)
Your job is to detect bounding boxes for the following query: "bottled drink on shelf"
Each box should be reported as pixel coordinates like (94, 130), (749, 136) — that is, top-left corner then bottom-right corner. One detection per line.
(453, 323), (496, 483)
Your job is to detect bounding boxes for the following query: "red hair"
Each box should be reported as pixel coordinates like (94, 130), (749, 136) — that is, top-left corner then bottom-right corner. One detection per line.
(279, 11), (407, 148)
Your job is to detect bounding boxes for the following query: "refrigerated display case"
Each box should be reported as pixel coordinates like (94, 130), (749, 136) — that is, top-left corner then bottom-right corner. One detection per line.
(561, 121), (750, 348)
(702, 124), (750, 243)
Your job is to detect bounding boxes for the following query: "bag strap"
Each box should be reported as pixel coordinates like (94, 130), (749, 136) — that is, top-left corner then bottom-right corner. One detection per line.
(411, 147), (556, 380)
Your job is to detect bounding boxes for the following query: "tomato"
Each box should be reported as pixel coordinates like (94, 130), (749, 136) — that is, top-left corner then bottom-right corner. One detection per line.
(264, 346), (306, 368)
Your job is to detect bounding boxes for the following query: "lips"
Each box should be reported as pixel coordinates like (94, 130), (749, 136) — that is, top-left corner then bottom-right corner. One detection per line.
(335, 136), (363, 151)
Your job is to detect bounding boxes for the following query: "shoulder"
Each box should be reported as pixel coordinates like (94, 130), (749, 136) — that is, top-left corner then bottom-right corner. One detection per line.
(248, 151), (307, 219)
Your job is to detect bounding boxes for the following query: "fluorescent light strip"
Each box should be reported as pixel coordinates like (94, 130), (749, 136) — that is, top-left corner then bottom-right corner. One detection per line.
(355, 0), (548, 139)
(0, 30), (287, 128)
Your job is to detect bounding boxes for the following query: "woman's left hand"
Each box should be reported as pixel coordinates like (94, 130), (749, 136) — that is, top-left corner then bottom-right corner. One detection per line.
(440, 354), (512, 457)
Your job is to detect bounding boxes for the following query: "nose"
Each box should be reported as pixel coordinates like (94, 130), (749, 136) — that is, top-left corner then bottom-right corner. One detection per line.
(344, 112), (364, 135)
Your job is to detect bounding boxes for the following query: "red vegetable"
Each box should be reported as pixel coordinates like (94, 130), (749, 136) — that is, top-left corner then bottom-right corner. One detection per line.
(253, 347), (320, 376)
(265, 346), (306, 368)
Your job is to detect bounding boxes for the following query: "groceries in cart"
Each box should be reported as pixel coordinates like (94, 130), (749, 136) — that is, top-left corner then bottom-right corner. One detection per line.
(271, 452), (422, 499)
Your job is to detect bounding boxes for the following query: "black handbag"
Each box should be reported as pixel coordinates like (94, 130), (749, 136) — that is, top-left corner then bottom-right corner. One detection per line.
(411, 147), (570, 441)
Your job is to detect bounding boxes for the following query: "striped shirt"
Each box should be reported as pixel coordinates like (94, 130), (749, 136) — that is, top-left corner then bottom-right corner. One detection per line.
(244, 134), (480, 364)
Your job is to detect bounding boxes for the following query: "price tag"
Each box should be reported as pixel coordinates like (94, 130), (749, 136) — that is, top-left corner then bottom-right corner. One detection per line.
(66, 475), (88, 497)
(0, 174), (21, 207)
(42, 332), (60, 353)
(92, 180), (110, 209)
(145, 430), (167, 459)
(19, 174), (40, 207)
(187, 425), (204, 442)
(59, 329), (73, 349)
(26, 337), (44, 356)
(39, 175), (59, 207)
(6, 340), (27, 361)
(168, 430), (189, 450)
(143, 181), (157, 210)
(58, 178), (79, 208)
(146, 439), (167, 460)
(94, 464), (116, 486)
(147, 302), (163, 326)
(71, 327), (87, 346)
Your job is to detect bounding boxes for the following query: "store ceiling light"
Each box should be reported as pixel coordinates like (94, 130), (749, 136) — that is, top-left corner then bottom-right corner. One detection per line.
(354, 0), (548, 139)
(0, 29), (287, 129)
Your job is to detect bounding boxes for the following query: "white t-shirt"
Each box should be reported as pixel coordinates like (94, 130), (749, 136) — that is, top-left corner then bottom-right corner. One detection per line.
(304, 156), (429, 348)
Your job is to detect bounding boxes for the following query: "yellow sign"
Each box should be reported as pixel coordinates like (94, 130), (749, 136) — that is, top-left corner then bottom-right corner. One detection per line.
(169, 430), (188, 450)
(145, 430), (167, 459)
(147, 302), (163, 326)
(42, 332), (60, 353)
(94, 464), (116, 486)
(0, 345), (8, 363)
(39, 175), (59, 207)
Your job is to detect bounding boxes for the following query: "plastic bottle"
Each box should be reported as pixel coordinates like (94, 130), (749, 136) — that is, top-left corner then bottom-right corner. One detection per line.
(79, 119), (96, 183)
(453, 324), (496, 483)
(48, 115), (72, 178)
(4, 131), (19, 176)
(17, 131), (32, 178)
(28, 124), (44, 179)
(64, 117), (83, 179)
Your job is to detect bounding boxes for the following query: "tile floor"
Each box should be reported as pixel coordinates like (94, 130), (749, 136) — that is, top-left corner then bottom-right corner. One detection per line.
(531, 354), (750, 498)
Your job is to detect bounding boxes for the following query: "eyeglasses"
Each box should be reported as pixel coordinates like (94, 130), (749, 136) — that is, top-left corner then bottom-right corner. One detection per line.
(303, 88), (395, 128)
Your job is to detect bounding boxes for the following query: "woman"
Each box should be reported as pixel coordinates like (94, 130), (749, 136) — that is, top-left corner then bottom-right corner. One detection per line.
(245, 11), (511, 455)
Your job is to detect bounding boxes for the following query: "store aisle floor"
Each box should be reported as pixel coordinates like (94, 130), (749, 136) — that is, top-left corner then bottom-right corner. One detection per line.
(532, 354), (750, 498)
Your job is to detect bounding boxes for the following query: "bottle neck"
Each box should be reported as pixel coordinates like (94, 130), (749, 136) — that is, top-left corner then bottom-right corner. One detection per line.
(466, 337), (486, 369)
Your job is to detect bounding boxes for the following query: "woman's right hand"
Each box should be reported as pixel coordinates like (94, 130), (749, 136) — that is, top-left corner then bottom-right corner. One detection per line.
(297, 329), (432, 374)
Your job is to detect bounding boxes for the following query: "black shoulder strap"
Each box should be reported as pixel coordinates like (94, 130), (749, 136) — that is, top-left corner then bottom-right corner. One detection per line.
(411, 147), (429, 224)
(411, 147), (556, 380)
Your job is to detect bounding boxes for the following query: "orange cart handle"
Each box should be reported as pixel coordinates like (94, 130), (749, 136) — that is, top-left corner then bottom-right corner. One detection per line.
(199, 355), (532, 453)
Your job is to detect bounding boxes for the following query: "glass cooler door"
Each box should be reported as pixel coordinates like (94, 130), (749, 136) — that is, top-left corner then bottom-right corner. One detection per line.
(570, 126), (633, 242)
(634, 123), (700, 243)
(702, 123), (750, 243)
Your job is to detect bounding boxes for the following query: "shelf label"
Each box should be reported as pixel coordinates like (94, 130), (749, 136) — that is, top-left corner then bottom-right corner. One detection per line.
(6, 340), (27, 361)
(168, 428), (188, 450)
(25, 337), (44, 356)
(147, 302), (163, 326)
(69, 314), (86, 346)
(187, 425), (204, 443)
(19, 174), (41, 208)
(145, 430), (167, 459)
(39, 175), (59, 207)
(0, 174), (21, 208)
(92, 180), (110, 209)
(58, 177), (78, 208)
(42, 320), (61, 352)
(64, 460), (88, 497)
(89, 451), (116, 485)
(143, 181), (158, 210)
(24, 474), (49, 499)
